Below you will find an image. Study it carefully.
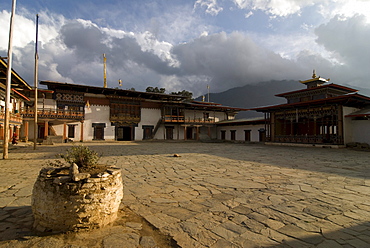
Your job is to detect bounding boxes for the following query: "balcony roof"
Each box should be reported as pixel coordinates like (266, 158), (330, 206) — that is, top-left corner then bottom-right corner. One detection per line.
(40, 81), (189, 102)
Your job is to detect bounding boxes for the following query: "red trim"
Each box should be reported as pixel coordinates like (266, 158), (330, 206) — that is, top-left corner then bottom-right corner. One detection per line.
(346, 114), (370, 118)
(11, 88), (30, 101)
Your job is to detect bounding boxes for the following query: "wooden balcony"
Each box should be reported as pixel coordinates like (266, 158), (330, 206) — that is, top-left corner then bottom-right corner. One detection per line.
(164, 115), (185, 122)
(21, 108), (84, 120)
(110, 114), (140, 124)
(164, 115), (216, 124)
(274, 135), (343, 144)
(0, 111), (23, 125)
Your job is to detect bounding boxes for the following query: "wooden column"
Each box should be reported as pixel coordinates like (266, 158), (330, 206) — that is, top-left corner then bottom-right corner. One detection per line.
(24, 121), (29, 142)
(9, 126), (13, 140)
(80, 121), (84, 142)
(44, 121), (48, 139)
(337, 105), (343, 143)
(270, 113), (275, 142)
(15, 126), (20, 138)
(196, 126), (199, 141)
(0, 125), (3, 140)
(63, 122), (67, 141)
(290, 119), (293, 135)
(176, 125), (180, 140)
(184, 126), (187, 140)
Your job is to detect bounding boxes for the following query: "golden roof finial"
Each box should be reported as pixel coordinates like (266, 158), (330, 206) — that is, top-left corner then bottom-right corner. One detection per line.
(312, 69), (317, 79)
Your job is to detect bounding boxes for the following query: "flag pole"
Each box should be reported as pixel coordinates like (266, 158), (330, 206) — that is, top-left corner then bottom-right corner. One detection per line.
(3, 0), (17, 159)
(33, 14), (39, 150)
(207, 84), (210, 102)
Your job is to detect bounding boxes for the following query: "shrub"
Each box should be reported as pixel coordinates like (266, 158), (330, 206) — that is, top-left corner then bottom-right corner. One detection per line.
(60, 145), (101, 169)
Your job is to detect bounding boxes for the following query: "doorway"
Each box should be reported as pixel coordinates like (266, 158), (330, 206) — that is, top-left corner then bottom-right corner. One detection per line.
(142, 125), (153, 140)
(186, 127), (193, 140)
(165, 126), (174, 140)
(258, 129), (266, 142)
(92, 123), (106, 140)
(116, 126), (132, 141)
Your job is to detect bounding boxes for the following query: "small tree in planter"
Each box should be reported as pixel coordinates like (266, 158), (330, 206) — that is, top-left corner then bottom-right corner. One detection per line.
(32, 145), (123, 233)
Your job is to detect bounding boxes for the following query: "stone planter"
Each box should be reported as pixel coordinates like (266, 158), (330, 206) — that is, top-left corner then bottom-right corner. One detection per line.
(31, 166), (123, 233)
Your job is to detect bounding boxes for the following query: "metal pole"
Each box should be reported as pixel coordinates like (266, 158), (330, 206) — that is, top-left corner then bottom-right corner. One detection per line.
(3, 0), (16, 159)
(33, 14), (39, 150)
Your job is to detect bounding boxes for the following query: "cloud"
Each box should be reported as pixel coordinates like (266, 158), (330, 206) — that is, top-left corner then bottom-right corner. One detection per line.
(232, 0), (316, 17)
(172, 32), (306, 93)
(1, 6), (370, 99)
(231, 0), (370, 21)
(314, 14), (370, 85)
(194, 0), (223, 16)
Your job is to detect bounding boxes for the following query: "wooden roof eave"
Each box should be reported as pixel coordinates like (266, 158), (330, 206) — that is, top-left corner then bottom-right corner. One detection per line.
(40, 81), (188, 101)
(0, 59), (32, 91)
(252, 94), (370, 112)
(275, 83), (358, 98)
(185, 103), (249, 112)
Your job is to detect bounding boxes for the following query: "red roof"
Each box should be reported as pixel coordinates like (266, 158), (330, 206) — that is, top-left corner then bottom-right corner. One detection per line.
(275, 83), (358, 97)
(186, 102), (249, 111)
(252, 93), (370, 112)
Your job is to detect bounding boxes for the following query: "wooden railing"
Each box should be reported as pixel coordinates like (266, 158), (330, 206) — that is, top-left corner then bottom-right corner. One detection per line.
(0, 111), (23, 124)
(274, 135), (343, 144)
(164, 115), (185, 122)
(163, 115), (217, 124)
(110, 115), (140, 123)
(21, 108), (84, 119)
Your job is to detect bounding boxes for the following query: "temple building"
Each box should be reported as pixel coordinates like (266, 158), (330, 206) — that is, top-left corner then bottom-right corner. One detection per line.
(0, 58), (31, 141)
(253, 71), (370, 146)
(20, 80), (247, 143)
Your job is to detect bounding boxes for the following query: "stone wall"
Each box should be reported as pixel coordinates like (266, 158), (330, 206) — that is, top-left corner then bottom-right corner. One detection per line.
(32, 166), (123, 233)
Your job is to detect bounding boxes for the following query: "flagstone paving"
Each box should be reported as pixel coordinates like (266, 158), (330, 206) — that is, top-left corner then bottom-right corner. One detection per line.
(1, 141), (370, 247)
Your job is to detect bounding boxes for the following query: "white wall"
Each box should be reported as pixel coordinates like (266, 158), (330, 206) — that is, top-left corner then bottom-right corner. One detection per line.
(83, 105), (115, 141)
(37, 99), (56, 110)
(137, 108), (161, 140)
(216, 124), (265, 142)
(343, 106), (360, 144)
(350, 119), (370, 144)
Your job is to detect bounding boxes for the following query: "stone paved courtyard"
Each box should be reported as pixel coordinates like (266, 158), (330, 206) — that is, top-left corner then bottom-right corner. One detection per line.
(1, 141), (370, 247)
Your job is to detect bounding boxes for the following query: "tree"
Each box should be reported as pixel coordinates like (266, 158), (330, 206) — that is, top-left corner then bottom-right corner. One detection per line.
(146, 86), (165, 93)
(171, 90), (193, 99)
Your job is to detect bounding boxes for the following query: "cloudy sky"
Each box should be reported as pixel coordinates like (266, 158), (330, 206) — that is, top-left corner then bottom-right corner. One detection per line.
(1, 0), (370, 97)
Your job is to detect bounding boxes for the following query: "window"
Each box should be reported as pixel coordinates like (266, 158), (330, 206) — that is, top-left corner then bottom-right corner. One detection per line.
(221, 130), (226, 140)
(230, 130), (236, 141)
(244, 130), (251, 141)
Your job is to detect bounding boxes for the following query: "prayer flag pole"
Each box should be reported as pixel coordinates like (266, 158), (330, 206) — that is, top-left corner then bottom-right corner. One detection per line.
(3, 0), (17, 159)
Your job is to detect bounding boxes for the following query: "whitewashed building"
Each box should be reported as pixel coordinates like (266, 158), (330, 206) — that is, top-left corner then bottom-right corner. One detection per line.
(216, 117), (266, 142)
(21, 81), (247, 142)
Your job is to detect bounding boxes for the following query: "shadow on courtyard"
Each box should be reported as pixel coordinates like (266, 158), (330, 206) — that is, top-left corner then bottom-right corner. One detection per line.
(7, 141), (370, 180)
(1, 205), (370, 247)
